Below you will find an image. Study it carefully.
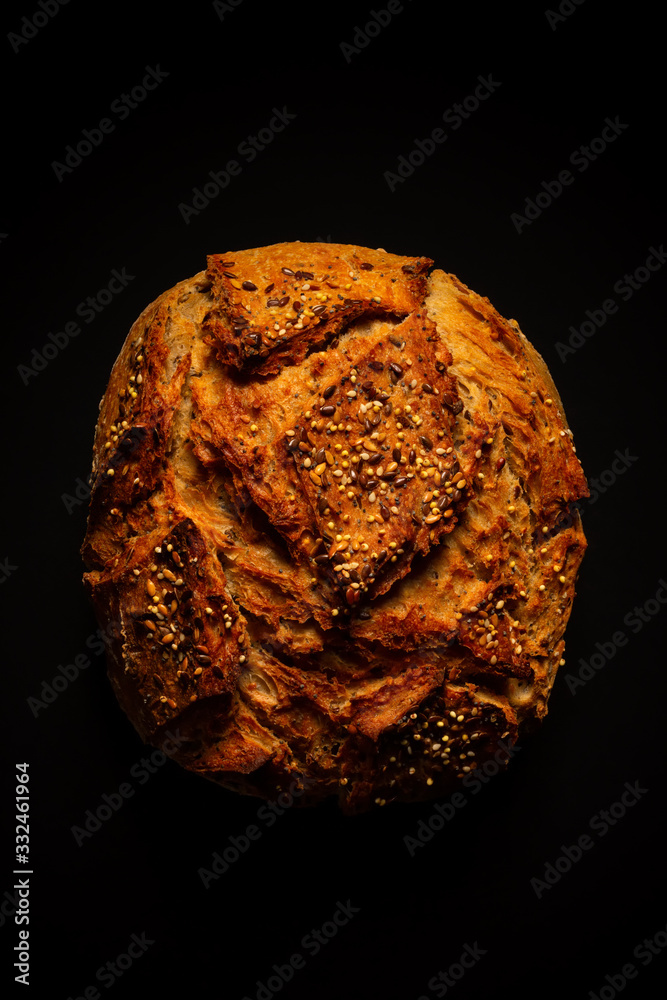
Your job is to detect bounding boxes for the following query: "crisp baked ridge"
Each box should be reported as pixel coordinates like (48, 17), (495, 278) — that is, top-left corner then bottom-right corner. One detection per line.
(82, 242), (588, 813)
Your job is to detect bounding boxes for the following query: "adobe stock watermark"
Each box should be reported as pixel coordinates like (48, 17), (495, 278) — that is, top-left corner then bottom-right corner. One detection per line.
(17, 266), (134, 385)
(545, 0), (586, 31)
(0, 557), (18, 585)
(212, 0), (245, 20)
(65, 931), (155, 998)
(178, 105), (297, 224)
(61, 427), (147, 513)
(198, 777), (314, 888)
(51, 65), (170, 182)
(587, 916), (667, 1000)
(554, 244), (666, 362)
(553, 446), (638, 537)
(564, 577), (667, 695)
(70, 730), (186, 846)
(240, 899), (360, 1000)
(529, 779), (648, 899)
(27, 617), (122, 717)
(417, 941), (487, 999)
(511, 115), (629, 234)
(383, 74), (501, 192)
(8, 0), (70, 54)
(339, 0), (410, 62)
(403, 739), (519, 856)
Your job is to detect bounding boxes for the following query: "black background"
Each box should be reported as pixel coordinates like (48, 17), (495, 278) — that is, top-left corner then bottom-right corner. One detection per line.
(2, 2), (666, 998)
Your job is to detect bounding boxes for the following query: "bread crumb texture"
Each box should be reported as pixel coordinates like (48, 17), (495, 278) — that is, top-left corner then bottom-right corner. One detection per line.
(82, 242), (588, 812)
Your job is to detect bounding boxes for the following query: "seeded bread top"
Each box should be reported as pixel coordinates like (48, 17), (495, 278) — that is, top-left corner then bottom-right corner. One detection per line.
(203, 242), (432, 374)
(82, 242), (588, 812)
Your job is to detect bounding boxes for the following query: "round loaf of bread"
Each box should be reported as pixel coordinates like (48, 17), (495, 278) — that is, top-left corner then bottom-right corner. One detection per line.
(82, 241), (588, 812)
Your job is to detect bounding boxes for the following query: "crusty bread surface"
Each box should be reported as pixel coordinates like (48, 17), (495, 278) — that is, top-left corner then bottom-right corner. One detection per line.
(82, 242), (588, 812)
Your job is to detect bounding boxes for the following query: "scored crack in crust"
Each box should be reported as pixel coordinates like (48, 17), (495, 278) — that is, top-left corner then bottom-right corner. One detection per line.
(81, 241), (588, 813)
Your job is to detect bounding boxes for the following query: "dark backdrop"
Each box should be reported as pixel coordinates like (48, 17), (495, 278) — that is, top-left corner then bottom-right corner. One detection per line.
(2, 2), (666, 998)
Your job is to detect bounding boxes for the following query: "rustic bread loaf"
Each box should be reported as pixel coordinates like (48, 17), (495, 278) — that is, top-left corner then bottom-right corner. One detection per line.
(82, 241), (588, 812)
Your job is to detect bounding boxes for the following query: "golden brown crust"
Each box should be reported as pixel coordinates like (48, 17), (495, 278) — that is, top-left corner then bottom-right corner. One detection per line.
(82, 242), (588, 812)
(203, 242), (432, 375)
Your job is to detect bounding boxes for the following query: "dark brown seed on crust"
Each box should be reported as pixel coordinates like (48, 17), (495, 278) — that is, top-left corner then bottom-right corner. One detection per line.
(281, 267), (295, 276)
(389, 334), (403, 348)
(223, 271), (237, 279)
(293, 301), (303, 313)
(420, 435), (433, 450)
(323, 385), (336, 399)
(360, 262), (374, 270)
(394, 476), (408, 487)
(383, 401), (393, 416)
(264, 282), (274, 293)
(242, 280), (257, 291)
(278, 295), (290, 307)
(442, 392), (463, 415)
(368, 453), (382, 466)
(422, 383), (434, 394)
(321, 404), (335, 416)
(267, 298), (280, 307)
(409, 449), (416, 464)
(392, 448), (401, 462)
(312, 304), (326, 315)
(389, 362), (404, 377)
